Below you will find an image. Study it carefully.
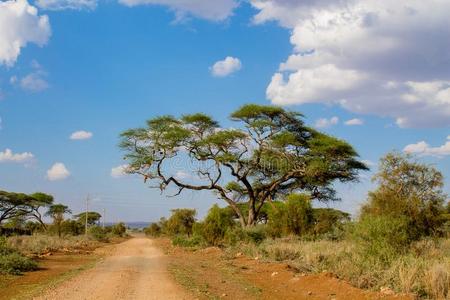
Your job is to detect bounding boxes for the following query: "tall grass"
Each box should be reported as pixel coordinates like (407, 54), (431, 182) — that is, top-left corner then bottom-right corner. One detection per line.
(236, 237), (450, 299)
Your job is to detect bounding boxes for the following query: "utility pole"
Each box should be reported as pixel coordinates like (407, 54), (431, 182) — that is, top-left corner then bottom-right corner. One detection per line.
(85, 194), (89, 237)
(102, 208), (106, 229)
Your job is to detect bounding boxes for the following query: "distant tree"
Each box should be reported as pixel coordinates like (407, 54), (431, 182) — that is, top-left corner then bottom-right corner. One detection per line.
(75, 212), (102, 226)
(120, 104), (367, 227)
(45, 204), (71, 238)
(23, 193), (54, 230)
(0, 191), (35, 225)
(361, 152), (447, 238)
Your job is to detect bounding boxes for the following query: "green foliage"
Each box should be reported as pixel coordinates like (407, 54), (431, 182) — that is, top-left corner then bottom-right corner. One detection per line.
(60, 220), (84, 236)
(144, 223), (162, 237)
(165, 209), (196, 236)
(197, 204), (235, 246)
(0, 237), (37, 275)
(119, 104), (367, 227)
(88, 226), (108, 242)
(350, 215), (411, 264)
(171, 235), (204, 248)
(267, 194), (313, 238)
(311, 208), (350, 239)
(111, 222), (127, 237)
(361, 152), (447, 239)
(74, 211), (102, 226)
(45, 204), (71, 237)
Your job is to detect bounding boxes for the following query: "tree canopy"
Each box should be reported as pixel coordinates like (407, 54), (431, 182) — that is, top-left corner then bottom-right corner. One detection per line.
(75, 212), (102, 226)
(120, 104), (367, 226)
(361, 152), (448, 238)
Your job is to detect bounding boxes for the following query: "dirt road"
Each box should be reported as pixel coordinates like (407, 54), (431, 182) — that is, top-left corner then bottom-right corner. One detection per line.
(35, 237), (191, 300)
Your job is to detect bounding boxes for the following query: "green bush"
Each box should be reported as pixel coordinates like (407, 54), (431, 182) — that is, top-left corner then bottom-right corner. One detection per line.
(60, 220), (84, 236)
(199, 204), (235, 246)
(350, 215), (411, 264)
(0, 237), (37, 275)
(165, 209), (196, 236)
(144, 223), (162, 237)
(244, 225), (266, 244)
(267, 194), (313, 238)
(88, 226), (109, 242)
(111, 222), (127, 237)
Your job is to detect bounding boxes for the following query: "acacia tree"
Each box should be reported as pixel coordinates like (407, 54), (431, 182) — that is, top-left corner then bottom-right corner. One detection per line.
(22, 193), (54, 230)
(75, 212), (102, 226)
(0, 191), (35, 225)
(45, 204), (71, 237)
(120, 104), (367, 227)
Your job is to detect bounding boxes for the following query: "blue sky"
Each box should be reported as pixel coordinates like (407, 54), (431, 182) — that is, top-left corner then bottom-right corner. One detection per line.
(1, 0), (449, 222)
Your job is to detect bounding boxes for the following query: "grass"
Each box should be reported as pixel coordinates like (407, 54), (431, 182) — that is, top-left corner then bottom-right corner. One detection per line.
(233, 236), (450, 299)
(0, 238), (37, 275)
(6, 234), (102, 255)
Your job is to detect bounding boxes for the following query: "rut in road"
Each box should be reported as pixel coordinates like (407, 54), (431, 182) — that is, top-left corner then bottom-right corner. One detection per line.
(35, 237), (191, 300)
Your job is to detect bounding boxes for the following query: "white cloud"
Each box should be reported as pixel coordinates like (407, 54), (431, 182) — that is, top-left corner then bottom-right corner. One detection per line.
(70, 130), (93, 140)
(118, 0), (238, 22)
(0, 0), (51, 66)
(47, 162), (70, 181)
(314, 116), (338, 129)
(211, 56), (242, 77)
(0, 148), (34, 163)
(404, 138), (450, 157)
(36, 0), (97, 10)
(345, 118), (364, 126)
(251, 0), (450, 128)
(111, 164), (130, 178)
(20, 72), (49, 92)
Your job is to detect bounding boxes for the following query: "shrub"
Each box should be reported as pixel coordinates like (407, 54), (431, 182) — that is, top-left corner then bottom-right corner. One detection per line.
(171, 235), (204, 248)
(244, 225), (267, 244)
(165, 209), (196, 236)
(267, 194), (313, 238)
(0, 237), (37, 275)
(350, 215), (411, 264)
(199, 204), (235, 246)
(311, 208), (350, 238)
(111, 222), (127, 237)
(144, 223), (162, 237)
(88, 226), (109, 242)
(60, 220), (84, 236)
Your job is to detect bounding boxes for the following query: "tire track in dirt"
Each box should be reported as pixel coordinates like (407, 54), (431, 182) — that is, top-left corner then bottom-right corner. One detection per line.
(35, 237), (191, 300)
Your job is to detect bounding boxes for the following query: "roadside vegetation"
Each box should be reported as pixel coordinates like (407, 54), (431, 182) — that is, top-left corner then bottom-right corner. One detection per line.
(0, 190), (128, 275)
(145, 152), (450, 299)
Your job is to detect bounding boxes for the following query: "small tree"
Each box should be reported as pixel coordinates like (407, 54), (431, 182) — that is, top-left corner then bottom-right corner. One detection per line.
(120, 104), (367, 227)
(361, 152), (447, 239)
(200, 204), (236, 246)
(45, 204), (71, 238)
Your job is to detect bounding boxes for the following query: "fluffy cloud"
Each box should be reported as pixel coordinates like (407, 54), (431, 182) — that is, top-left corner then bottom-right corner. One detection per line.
(118, 0), (238, 21)
(175, 170), (191, 180)
(251, 0), (450, 128)
(404, 138), (450, 157)
(314, 116), (338, 129)
(0, 0), (51, 66)
(47, 162), (70, 181)
(70, 130), (93, 140)
(210, 56), (242, 77)
(36, 0), (97, 10)
(0, 148), (34, 163)
(345, 118), (364, 126)
(111, 164), (130, 178)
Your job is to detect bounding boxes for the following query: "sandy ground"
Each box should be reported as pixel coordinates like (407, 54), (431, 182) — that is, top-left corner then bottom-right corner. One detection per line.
(35, 237), (191, 300)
